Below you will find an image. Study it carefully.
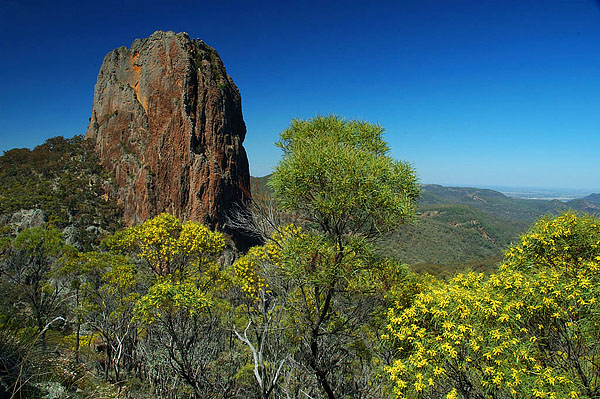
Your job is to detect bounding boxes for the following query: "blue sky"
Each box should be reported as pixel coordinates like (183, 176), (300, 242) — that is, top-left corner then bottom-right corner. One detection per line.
(1, 0), (599, 191)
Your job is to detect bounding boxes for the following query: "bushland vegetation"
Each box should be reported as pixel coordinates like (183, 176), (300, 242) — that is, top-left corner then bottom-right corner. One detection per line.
(1, 117), (599, 399)
(0, 136), (122, 249)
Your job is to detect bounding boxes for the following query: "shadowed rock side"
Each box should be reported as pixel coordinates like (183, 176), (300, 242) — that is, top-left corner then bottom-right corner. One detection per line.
(85, 31), (251, 236)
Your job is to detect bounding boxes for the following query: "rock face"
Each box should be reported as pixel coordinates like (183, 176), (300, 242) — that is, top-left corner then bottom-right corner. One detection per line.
(85, 31), (251, 233)
(9, 209), (47, 233)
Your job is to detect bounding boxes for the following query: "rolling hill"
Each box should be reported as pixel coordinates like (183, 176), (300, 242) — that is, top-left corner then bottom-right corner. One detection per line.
(251, 175), (599, 276)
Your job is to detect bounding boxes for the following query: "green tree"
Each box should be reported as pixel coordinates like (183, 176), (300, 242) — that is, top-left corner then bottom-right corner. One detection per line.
(265, 115), (419, 399)
(270, 115), (419, 240)
(106, 213), (236, 398)
(1, 227), (69, 349)
(62, 251), (142, 381)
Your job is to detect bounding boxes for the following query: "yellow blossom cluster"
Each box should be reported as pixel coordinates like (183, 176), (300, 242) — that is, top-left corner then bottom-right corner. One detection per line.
(505, 212), (600, 276)
(135, 276), (211, 325)
(385, 213), (600, 398)
(105, 213), (224, 275)
(178, 221), (225, 256)
(230, 224), (304, 302)
(100, 214), (226, 329)
(231, 247), (269, 301)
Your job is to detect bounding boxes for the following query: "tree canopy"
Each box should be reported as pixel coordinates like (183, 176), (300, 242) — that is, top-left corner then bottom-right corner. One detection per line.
(269, 115), (420, 239)
(253, 115), (421, 399)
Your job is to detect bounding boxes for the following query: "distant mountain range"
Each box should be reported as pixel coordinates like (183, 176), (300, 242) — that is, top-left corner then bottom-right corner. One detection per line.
(567, 193), (600, 213)
(386, 184), (599, 276)
(419, 184), (600, 221)
(474, 186), (597, 201)
(251, 176), (599, 276)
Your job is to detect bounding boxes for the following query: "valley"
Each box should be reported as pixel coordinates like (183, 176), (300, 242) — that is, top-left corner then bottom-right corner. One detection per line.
(252, 175), (600, 276)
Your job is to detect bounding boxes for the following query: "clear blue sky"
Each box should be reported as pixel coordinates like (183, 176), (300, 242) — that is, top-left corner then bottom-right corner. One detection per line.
(1, 0), (599, 191)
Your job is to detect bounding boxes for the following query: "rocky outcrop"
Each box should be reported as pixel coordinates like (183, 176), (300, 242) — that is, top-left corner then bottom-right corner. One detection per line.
(8, 209), (47, 233)
(85, 31), (251, 234)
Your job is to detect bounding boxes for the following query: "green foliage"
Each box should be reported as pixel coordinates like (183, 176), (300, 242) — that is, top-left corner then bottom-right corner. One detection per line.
(13, 226), (65, 258)
(0, 227), (78, 397)
(3, 227), (69, 336)
(258, 116), (421, 398)
(135, 276), (211, 325)
(384, 212), (600, 398)
(0, 135), (122, 249)
(269, 115), (419, 238)
(0, 325), (46, 398)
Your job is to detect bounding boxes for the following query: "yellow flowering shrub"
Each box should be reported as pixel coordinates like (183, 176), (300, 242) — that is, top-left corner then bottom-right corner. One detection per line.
(134, 276), (212, 325)
(230, 247), (269, 301)
(104, 213), (225, 275)
(385, 212), (600, 398)
(101, 213), (226, 330)
(229, 224), (303, 302)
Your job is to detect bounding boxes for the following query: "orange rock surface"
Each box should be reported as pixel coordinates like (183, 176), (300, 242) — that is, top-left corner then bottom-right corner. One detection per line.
(86, 31), (251, 232)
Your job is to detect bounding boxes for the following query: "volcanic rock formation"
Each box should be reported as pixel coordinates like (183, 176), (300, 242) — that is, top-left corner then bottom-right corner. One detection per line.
(85, 31), (251, 233)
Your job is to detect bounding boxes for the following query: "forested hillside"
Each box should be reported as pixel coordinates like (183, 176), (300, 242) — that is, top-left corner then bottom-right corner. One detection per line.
(419, 184), (600, 221)
(251, 175), (598, 276)
(0, 136), (122, 249)
(381, 204), (525, 276)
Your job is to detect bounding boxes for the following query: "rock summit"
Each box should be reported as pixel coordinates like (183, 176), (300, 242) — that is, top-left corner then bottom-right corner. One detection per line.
(86, 31), (251, 233)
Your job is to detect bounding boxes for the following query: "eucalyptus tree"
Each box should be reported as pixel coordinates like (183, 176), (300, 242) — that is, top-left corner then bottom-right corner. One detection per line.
(1, 227), (69, 349)
(105, 213), (237, 398)
(266, 115), (420, 399)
